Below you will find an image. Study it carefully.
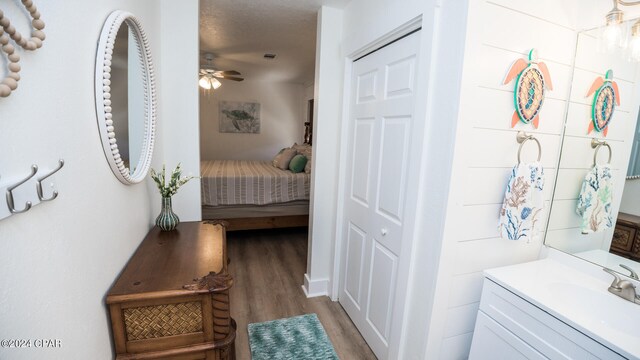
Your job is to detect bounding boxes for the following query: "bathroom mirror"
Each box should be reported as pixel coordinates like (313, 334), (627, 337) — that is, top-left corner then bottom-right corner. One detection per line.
(95, 11), (156, 184)
(628, 121), (640, 178)
(544, 22), (640, 279)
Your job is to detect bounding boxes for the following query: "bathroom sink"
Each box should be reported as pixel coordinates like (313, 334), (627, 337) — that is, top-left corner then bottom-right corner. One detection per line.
(545, 282), (640, 335)
(485, 256), (640, 359)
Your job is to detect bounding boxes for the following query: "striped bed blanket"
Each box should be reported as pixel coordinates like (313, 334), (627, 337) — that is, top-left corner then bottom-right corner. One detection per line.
(200, 160), (310, 206)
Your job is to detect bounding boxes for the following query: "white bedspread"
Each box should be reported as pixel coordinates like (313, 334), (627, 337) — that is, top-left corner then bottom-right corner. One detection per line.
(200, 160), (310, 206)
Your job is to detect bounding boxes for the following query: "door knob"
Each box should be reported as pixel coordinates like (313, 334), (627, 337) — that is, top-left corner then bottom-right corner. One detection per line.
(381, 228), (388, 236)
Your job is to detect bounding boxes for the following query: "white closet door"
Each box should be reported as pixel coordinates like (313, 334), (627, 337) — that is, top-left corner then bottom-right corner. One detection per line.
(339, 30), (420, 360)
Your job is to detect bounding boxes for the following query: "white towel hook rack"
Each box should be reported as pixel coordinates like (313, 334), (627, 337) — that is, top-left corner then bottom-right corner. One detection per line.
(0, 159), (65, 221)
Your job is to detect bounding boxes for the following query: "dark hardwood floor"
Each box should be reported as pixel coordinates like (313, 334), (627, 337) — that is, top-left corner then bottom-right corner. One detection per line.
(227, 227), (377, 359)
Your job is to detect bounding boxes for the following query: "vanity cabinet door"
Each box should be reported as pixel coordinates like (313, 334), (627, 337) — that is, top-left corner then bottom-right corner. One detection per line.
(470, 280), (626, 360)
(470, 312), (545, 360)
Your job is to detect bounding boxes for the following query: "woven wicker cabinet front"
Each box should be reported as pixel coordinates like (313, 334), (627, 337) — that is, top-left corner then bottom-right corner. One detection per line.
(123, 301), (203, 341)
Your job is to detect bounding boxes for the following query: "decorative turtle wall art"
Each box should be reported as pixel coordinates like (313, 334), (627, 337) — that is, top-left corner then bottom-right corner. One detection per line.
(586, 69), (620, 137)
(503, 49), (554, 129)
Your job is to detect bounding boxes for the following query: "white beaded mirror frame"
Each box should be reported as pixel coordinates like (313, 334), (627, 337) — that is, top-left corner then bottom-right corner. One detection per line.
(95, 11), (156, 185)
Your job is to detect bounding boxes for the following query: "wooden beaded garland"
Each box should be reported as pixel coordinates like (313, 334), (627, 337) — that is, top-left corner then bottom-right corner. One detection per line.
(0, 0), (46, 98)
(0, 0), (46, 51)
(0, 26), (21, 97)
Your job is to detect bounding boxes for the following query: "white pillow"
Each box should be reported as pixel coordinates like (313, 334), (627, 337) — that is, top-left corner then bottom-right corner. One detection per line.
(272, 148), (297, 170)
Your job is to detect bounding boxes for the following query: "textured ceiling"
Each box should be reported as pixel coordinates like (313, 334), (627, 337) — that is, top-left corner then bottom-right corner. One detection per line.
(199, 0), (349, 84)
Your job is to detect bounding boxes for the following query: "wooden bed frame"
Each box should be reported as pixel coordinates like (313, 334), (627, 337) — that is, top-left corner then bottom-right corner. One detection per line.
(221, 215), (309, 231)
(201, 202), (310, 231)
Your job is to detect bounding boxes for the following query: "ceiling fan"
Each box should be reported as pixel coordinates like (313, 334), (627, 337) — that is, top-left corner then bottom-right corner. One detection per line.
(199, 53), (244, 90)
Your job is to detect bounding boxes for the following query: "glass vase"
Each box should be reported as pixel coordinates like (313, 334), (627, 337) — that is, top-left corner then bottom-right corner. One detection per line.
(156, 196), (179, 231)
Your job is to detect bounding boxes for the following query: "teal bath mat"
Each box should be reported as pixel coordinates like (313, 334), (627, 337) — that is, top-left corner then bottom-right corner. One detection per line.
(248, 313), (339, 359)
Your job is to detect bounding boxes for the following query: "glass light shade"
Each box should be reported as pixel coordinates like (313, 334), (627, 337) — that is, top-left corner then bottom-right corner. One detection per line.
(629, 36), (640, 61)
(630, 21), (640, 62)
(211, 77), (222, 89)
(600, 9), (627, 52)
(604, 23), (626, 47)
(199, 76), (212, 89)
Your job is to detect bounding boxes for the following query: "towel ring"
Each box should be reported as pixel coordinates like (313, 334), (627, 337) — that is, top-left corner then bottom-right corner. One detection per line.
(516, 131), (542, 164)
(591, 138), (612, 167)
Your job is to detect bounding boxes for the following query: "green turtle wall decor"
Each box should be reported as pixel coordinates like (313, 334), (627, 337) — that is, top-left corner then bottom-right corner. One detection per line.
(586, 69), (620, 137)
(503, 49), (554, 129)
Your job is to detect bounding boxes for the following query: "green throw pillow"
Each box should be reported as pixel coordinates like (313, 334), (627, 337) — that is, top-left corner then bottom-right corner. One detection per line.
(289, 154), (308, 173)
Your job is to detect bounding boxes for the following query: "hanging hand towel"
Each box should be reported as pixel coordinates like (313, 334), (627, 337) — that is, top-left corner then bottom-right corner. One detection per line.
(576, 165), (614, 234)
(498, 162), (545, 241)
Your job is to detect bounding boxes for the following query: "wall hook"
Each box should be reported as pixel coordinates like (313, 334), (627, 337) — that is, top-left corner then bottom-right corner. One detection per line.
(6, 165), (38, 214)
(36, 159), (64, 201)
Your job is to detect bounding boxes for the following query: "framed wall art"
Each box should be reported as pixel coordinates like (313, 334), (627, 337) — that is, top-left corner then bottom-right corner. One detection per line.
(219, 101), (261, 134)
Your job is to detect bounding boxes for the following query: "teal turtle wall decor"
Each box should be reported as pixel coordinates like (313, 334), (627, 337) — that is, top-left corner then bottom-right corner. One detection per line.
(503, 49), (554, 129)
(586, 69), (620, 137)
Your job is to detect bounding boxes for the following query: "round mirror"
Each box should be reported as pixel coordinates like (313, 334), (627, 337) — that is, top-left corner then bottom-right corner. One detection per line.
(95, 11), (156, 184)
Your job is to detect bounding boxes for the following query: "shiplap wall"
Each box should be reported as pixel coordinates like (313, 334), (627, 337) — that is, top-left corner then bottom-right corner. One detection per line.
(435, 1), (585, 358)
(545, 29), (640, 254)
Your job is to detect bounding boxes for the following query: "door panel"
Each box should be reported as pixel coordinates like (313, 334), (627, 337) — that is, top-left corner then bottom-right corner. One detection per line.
(344, 222), (367, 308)
(376, 116), (411, 223)
(351, 119), (375, 205)
(339, 30), (421, 360)
(366, 240), (398, 343)
(385, 55), (416, 98)
(357, 70), (378, 103)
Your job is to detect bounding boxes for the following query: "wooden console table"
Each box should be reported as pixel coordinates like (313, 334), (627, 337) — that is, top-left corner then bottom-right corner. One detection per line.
(611, 213), (640, 261)
(107, 221), (235, 359)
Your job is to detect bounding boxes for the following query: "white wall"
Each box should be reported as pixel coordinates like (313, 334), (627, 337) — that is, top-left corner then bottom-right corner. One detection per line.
(425, 1), (629, 359)
(156, 0), (201, 221)
(199, 80), (304, 160)
(0, 1), (197, 359)
(620, 180), (640, 216)
(302, 83), (314, 137)
(304, 6), (345, 297)
(428, 1), (573, 356)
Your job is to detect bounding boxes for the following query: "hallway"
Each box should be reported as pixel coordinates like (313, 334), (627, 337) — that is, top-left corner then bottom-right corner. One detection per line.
(227, 227), (377, 359)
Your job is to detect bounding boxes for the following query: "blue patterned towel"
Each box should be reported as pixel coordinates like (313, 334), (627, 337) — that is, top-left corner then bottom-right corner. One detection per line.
(576, 165), (614, 234)
(498, 162), (545, 241)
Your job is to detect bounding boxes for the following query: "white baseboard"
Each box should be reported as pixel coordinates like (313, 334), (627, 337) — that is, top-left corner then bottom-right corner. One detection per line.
(301, 273), (329, 298)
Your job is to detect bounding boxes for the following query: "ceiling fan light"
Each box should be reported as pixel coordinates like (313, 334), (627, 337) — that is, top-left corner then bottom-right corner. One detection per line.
(211, 77), (222, 89)
(199, 76), (212, 89)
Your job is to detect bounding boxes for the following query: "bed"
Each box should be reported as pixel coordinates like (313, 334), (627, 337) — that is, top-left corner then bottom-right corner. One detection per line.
(200, 159), (311, 230)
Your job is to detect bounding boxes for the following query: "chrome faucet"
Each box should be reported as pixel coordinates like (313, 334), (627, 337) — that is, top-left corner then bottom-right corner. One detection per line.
(603, 268), (640, 304)
(619, 264), (639, 280)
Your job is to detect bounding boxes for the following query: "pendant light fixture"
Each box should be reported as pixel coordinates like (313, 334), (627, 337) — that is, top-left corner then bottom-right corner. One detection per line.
(600, 0), (640, 60)
(602, 1), (626, 51)
(628, 18), (640, 61)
